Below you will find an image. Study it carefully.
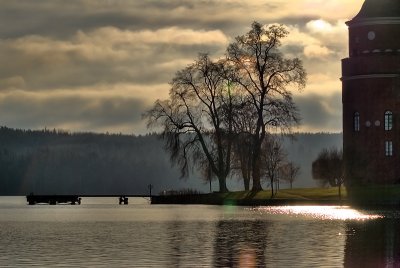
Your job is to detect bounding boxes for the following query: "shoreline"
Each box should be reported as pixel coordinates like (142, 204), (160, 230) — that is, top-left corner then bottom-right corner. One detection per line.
(151, 194), (347, 206)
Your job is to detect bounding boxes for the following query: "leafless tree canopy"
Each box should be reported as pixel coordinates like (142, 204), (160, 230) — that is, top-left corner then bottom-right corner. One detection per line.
(279, 162), (301, 189)
(146, 22), (307, 193)
(145, 54), (235, 192)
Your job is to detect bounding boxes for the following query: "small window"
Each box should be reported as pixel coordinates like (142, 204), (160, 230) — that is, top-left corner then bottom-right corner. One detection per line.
(385, 141), (393, 157)
(354, 112), (360, 132)
(385, 111), (393, 131)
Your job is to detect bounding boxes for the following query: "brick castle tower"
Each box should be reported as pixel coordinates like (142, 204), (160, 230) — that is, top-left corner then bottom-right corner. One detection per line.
(342, 0), (400, 185)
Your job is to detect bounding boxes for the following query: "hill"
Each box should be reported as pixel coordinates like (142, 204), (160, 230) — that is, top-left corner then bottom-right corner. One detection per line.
(0, 127), (342, 195)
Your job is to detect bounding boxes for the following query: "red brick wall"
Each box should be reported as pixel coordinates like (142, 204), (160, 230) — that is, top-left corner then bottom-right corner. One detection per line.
(342, 20), (400, 184)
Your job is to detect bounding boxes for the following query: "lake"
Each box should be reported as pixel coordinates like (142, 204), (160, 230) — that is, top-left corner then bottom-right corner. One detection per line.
(0, 196), (398, 267)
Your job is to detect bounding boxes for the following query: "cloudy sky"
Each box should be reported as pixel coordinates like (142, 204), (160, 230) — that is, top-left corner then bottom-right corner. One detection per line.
(0, 0), (365, 134)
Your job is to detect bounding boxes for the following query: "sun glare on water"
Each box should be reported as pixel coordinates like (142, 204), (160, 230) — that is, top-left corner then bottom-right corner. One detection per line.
(252, 206), (383, 221)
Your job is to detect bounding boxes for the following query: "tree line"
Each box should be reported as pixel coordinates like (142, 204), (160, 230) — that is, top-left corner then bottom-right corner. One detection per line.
(0, 126), (342, 195)
(145, 22), (306, 193)
(0, 127), (188, 195)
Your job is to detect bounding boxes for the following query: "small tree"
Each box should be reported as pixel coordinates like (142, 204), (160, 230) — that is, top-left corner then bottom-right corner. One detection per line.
(312, 148), (344, 199)
(200, 160), (216, 193)
(261, 135), (286, 197)
(279, 162), (300, 189)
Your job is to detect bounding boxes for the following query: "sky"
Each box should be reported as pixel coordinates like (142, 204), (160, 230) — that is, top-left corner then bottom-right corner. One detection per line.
(0, 0), (365, 134)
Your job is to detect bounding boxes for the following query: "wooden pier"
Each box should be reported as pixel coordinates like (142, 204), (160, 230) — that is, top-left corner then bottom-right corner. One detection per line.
(26, 194), (81, 205)
(26, 194), (151, 205)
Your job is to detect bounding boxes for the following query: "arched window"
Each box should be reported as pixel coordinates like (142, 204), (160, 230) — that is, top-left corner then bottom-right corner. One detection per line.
(385, 111), (393, 131)
(354, 112), (360, 132)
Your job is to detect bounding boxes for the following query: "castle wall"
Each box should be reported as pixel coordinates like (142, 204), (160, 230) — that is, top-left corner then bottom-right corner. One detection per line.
(342, 3), (400, 185)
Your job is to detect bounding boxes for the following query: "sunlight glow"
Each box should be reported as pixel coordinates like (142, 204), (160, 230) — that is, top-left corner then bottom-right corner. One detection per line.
(307, 19), (332, 32)
(252, 206), (383, 221)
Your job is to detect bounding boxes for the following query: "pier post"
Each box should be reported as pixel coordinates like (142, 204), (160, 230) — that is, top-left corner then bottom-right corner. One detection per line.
(119, 196), (128, 205)
(148, 184), (153, 198)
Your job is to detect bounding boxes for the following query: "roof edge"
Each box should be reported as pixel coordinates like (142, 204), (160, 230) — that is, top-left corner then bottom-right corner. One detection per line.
(346, 17), (400, 27)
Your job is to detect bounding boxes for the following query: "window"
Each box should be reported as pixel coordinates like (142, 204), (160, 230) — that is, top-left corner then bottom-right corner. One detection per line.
(385, 141), (393, 157)
(385, 111), (393, 131)
(354, 112), (360, 131)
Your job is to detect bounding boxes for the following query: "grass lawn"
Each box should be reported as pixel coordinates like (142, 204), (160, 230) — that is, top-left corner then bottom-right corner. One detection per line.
(213, 187), (346, 201)
(152, 187), (349, 205)
(155, 185), (400, 205)
(347, 184), (400, 204)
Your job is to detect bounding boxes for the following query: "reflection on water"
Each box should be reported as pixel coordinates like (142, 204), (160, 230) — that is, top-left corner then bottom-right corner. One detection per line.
(345, 219), (400, 267)
(0, 197), (397, 267)
(166, 221), (214, 267)
(214, 220), (267, 267)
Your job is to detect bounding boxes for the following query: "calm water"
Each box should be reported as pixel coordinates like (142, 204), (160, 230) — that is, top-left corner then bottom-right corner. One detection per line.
(0, 197), (399, 267)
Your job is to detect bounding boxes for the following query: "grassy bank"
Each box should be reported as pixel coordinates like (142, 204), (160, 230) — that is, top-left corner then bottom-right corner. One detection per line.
(347, 184), (400, 206)
(152, 187), (346, 206)
(215, 187), (346, 200)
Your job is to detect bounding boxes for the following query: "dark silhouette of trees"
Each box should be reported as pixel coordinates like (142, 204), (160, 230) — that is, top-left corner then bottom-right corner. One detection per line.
(146, 22), (307, 193)
(0, 126), (343, 195)
(312, 148), (344, 199)
(227, 22), (306, 191)
(0, 127), (193, 195)
(145, 54), (235, 193)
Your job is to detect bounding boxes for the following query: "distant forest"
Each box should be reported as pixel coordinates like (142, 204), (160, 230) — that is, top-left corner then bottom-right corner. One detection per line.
(0, 126), (341, 195)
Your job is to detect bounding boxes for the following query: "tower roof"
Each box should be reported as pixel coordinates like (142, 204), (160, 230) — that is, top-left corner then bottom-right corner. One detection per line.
(354, 0), (400, 19)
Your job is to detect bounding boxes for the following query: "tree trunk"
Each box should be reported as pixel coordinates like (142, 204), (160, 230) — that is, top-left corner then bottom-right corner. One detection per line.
(241, 167), (250, 191)
(251, 165), (262, 191)
(243, 177), (250, 191)
(251, 146), (263, 192)
(270, 177), (274, 198)
(218, 176), (229, 193)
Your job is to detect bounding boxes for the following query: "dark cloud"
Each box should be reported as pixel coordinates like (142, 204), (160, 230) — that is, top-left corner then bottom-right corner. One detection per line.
(0, 0), (349, 133)
(0, 32), (226, 91)
(0, 0), (281, 39)
(0, 92), (148, 132)
(295, 92), (342, 131)
(277, 16), (318, 27)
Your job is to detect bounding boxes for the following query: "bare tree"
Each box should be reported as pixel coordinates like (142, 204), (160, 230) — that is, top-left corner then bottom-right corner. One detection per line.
(145, 54), (235, 193)
(261, 135), (286, 197)
(279, 162), (300, 189)
(227, 22), (306, 192)
(312, 148), (344, 199)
